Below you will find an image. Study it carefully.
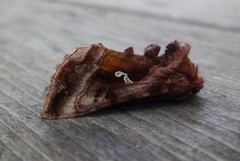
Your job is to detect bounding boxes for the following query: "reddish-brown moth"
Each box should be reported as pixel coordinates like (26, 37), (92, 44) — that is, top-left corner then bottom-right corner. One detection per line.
(41, 41), (204, 119)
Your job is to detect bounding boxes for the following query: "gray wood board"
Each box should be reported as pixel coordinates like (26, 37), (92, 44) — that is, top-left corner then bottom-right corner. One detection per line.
(0, 0), (240, 161)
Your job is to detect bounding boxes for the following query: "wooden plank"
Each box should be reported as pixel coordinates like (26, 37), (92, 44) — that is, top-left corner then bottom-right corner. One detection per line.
(74, 115), (216, 161)
(0, 44), (239, 160)
(0, 141), (22, 161)
(0, 90), (98, 161)
(1, 0), (240, 55)
(0, 0), (239, 78)
(1, 0), (240, 160)
(42, 0), (240, 32)
(0, 106), (74, 161)
(0, 121), (47, 161)
(0, 73), (171, 161)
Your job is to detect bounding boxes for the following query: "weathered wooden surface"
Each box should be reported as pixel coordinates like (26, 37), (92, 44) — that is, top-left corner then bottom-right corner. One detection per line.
(0, 0), (240, 161)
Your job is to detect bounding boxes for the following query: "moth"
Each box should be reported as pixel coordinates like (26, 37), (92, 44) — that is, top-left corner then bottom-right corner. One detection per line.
(41, 41), (204, 119)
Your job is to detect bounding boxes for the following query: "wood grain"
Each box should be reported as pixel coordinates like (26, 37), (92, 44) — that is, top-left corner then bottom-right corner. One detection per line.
(0, 0), (240, 160)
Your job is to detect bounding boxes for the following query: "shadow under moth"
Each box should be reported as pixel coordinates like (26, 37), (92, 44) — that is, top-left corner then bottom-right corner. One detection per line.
(41, 41), (204, 119)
